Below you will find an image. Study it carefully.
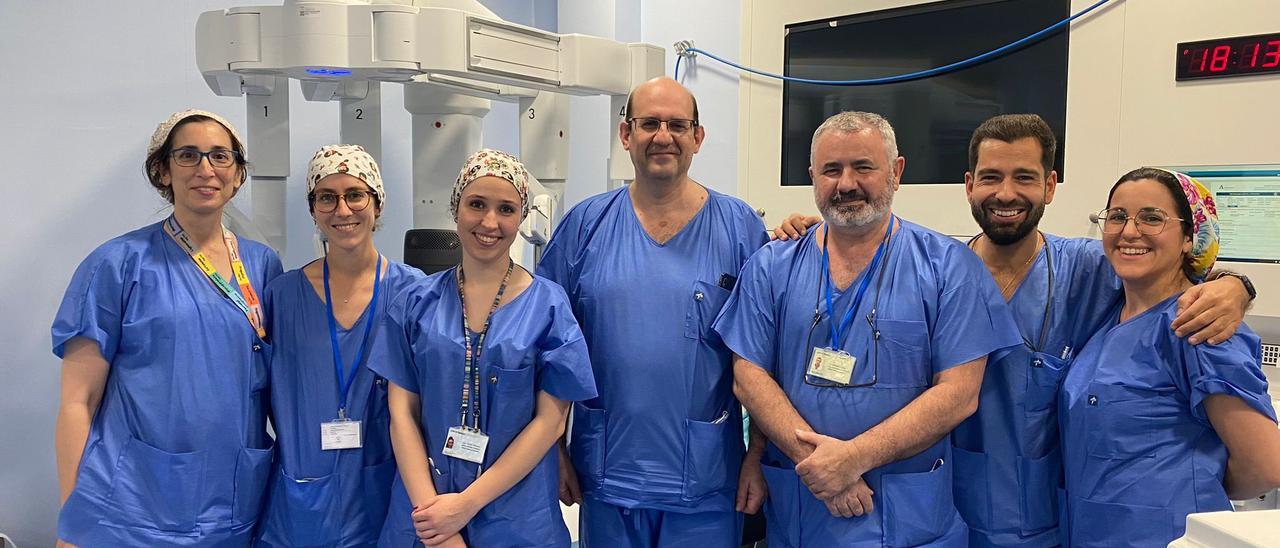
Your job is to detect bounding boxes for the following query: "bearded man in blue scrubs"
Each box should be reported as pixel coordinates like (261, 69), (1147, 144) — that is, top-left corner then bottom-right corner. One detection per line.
(714, 111), (1022, 547)
(537, 77), (770, 547)
(951, 115), (1255, 548)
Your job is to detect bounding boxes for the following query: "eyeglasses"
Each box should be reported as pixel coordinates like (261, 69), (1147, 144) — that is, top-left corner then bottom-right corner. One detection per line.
(1094, 207), (1186, 235)
(310, 189), (375, 213)
(627, 117), (698, 136)
(170, 147), (242, 168)
(803, 310), (880, 388)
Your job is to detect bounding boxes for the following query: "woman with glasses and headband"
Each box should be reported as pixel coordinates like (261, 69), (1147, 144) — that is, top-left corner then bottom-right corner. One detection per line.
(374, 149), (596, 547)
(51, 109), (283, 546)
(256, 145), (427, 547)
(1058, 168), (1280, 547)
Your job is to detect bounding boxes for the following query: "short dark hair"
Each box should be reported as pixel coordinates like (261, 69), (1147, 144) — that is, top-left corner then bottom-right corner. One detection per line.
(623, 91), (699, 122)
(1107, 167), (1197, 282)
(144, 115), (248, 203)
(968, 114), (1056, 175)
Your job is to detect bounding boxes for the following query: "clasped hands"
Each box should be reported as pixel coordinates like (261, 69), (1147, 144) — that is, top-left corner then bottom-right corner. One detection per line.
(411, 492), (477, 547)
(793, 429), (875, 518)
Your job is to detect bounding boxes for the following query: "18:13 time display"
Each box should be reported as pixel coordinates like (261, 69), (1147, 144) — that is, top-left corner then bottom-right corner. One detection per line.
(1177, 32), (1280, 81)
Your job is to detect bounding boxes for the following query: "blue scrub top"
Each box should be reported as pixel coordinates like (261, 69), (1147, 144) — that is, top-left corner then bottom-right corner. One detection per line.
(256, 260), (428, 548)
(50, 221), (283, 546)
(713, 219), (1021, 547)
(1058, 294), (1276, 548)
(372, 269), (597, 548)
(536, 186), (768, 513)
(951, 236), (1121, 548)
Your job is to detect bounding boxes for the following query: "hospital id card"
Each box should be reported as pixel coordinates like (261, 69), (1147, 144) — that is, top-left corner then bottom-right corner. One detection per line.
(443, 426), (489, 464)
(321, 419), (362, 450)
(808, 347), (855, 385)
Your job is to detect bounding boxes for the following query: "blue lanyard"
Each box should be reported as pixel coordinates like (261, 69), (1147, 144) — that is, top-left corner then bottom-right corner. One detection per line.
(324, 254), (383, 418)
(820, 216), (894, 349)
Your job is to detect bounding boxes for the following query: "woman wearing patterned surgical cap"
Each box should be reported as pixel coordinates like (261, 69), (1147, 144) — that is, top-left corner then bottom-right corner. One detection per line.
(51, 109), (283, 546)
(1057, 168), (1280, 547)
(256, 145), (430, 547)
(373, 149), (597, 547)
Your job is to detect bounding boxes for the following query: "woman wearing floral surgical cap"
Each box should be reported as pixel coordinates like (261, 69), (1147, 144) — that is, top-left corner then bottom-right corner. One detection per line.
(1058, 168), (1280, 547)
(256, 144), (430, 547)
(373, 149), (597, 547)
(50, 109), (283, 546)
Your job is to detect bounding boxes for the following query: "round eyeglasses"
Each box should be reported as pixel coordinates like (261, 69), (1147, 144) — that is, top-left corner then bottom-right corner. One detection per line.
(310, 189), (375, 213)
(170, 147), (242, 168)
(1094, 207), (1186, 235)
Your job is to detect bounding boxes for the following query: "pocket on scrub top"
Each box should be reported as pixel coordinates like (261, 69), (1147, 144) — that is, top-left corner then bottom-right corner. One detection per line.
(1084, 382), (1162, 459)
(106, 436), (209, 533)
(233, 443), (275, 525)
(490, 365), (536, 431)
(570, 402), (607, 486)
(1025, 351), (1068, 412)
(682, 415), (740, 501)
(1017, 448), (1061, 534)
(263, 467), (339, 547)
(950, 446), (993, 531)
(1070, 497), (1173, 547)
(873, 319), (932, 388)
(760, 463), (801, 548)
(684, 281), (731, 340)
(881, 459), (953, 547)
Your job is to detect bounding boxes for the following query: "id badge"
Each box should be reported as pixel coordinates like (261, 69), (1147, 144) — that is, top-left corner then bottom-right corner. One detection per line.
(321, 419), (362, 450)
(808, 347), (855, 385)
(442, 426), (489, 464)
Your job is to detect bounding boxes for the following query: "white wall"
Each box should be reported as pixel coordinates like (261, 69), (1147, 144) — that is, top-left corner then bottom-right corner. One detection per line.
(0, 1), (552, 545)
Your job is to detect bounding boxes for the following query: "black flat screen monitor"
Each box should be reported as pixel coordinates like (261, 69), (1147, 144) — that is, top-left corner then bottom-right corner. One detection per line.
(782, 0), (1069, 186)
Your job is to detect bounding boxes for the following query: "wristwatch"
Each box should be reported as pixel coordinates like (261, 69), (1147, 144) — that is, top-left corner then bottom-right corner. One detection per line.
(1211, 271), (1257, 301)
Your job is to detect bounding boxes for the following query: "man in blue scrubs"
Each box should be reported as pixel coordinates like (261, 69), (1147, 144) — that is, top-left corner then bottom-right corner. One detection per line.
(952, 115), (1255, 547)
(715, 111), (1022, 546)
(538, 76), (769, 547)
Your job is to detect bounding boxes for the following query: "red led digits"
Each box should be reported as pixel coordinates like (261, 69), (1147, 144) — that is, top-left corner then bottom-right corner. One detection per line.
(1263, 40), (1280, 69)
(1209, 45), (1231, 72)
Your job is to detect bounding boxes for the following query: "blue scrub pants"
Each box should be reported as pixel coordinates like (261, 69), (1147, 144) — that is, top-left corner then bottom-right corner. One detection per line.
(580, 496), (742, 548)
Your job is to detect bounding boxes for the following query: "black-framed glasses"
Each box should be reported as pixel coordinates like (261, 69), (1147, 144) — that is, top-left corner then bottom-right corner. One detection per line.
(627, 117), (698, 136)
(310, 189), (375, 213)
(803, 309), (880, 388)
(1094, 207), (1186, 235)
(170, 147), (242, 168)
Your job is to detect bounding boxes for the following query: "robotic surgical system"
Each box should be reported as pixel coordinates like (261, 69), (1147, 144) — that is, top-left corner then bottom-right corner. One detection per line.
(195, 0), (665, 269)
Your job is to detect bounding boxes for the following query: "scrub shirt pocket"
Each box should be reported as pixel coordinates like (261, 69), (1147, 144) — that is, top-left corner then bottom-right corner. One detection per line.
(874, 319), (931, 388)
(106, 436), (209, 533)
(684, 281), (731, 340)
(1017, 447), (1061, 533)
(1025, 352), (1068, 412)
(950, 446), (993, 531)
(1071, 497), (1173, 547)
(1084, 383), (1162, 459)
(682, 414), (742, 501)
(570, 402), (607, 487)
(489, 365), (535, 433)
(760, 463), (801, 548)
(233, 443), (275, 525)
(262, 468), (339, 546)
(881, 459), (953, 547)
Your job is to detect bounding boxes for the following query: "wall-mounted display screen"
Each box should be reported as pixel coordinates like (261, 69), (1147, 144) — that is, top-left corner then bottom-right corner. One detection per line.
(1167, 166), (1280, 264)
(781, 0), (1069, 186)
(1176, 32), (1280, 81)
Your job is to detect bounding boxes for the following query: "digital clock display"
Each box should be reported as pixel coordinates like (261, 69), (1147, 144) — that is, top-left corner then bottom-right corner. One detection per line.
(1177, 32), (1280, 81)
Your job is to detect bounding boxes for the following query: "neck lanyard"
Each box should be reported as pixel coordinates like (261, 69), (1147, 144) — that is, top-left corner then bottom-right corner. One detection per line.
(163, 215), (266, 339)
(323, 254), (383, 419)
(456, 259), (514, 430)
(820, 216), (895, 348)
